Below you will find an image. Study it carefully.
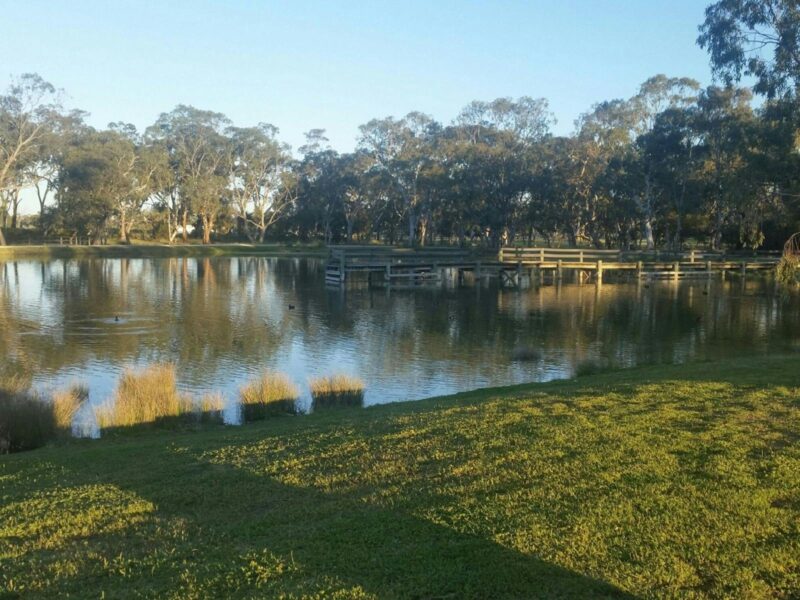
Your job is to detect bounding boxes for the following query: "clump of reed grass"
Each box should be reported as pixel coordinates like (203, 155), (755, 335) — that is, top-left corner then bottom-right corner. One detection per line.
(239, 372), (299, 421)
(574, 358), (613, 378)
(310, 374), (365, 410)
(52, 384), (89, 431)
(95, 364), (194, 430)
(511, 345), (541, 362)
(198, 393), (225, 424)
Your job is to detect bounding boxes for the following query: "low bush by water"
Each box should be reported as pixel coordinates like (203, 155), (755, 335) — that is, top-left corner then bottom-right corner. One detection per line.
(310, 374), (365, 409)
(240, 372), (299, 420)
(574, 358), (614, 377)
(0, 379), (88, 453)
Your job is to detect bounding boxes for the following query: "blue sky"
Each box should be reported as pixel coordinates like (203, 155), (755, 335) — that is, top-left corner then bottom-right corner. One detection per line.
(2, 0), (713, 153)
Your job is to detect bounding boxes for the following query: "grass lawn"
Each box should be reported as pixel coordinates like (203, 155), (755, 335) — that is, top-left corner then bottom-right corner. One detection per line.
(1, 356), (799, 598)
(0, 242), (328, 261)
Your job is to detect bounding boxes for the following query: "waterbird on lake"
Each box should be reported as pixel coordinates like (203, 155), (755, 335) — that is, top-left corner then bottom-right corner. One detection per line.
(114, 316), (119, 322)
(288, 304), (295, 310)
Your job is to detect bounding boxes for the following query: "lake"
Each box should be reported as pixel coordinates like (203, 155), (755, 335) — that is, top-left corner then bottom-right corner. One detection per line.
(1, 256), (798, 429)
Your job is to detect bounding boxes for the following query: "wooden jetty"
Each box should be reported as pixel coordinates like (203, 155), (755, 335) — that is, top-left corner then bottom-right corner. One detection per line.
(325, 245), (779, 287)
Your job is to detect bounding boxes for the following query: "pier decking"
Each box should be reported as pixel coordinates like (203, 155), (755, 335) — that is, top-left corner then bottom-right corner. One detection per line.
(325, 245), (780, 287)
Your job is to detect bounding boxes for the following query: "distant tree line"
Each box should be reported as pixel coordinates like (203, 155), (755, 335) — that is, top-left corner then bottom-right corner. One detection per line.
(2, 0), (800, 250)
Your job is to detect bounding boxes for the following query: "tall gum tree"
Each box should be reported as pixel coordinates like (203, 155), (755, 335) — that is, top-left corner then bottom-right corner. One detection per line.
(0, 74), (65, 245)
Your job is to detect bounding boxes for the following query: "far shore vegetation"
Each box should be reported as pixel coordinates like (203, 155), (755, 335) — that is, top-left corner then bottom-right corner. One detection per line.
(0, 355), (797, 597)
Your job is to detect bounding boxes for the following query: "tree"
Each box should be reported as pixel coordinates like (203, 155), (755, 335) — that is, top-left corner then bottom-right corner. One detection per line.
(227, 124), (295, 242)
(699, 1), (800, 98)
(0, 74), (64, 244)
(147, 106), (231, 244)
(358, 113), (441, 246)
(694, 85), (756, 249)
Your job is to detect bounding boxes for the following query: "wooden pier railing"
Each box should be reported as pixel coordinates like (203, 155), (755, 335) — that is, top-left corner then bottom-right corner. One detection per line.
(325, 245), (780, 287)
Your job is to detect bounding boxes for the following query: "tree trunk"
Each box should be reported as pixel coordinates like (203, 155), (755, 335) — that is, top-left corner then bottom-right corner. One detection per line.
(407, 210), (417, 247)
(639, 174), (655, 250)
(119, 212), (128, 244)
(182, 208), (189, 242)
(202, 214), (212, 244)
(11, 193), (19, 230)
(0, 227), (6, 246)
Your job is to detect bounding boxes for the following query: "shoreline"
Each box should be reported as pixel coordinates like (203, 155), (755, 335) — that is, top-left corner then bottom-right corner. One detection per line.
(2, 354), (799, 597)
(0, 242), (329, 260)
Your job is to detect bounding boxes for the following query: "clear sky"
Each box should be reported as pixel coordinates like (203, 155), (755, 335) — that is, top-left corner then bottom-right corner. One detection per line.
(2, 0), (713, 153)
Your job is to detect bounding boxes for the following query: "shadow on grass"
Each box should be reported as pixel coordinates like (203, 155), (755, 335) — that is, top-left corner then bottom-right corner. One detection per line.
(97, 410), (224, 436)
(82, 441), (636, 598)
(7, 355), (799, 597)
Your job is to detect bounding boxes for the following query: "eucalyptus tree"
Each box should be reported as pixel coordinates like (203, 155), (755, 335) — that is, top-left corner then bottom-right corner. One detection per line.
(55, 127), (159, 242)
(227, 123), (295, 242)
(338, 151), (373, 242)
(294, 129), (344, 243)
(698, 0), (800, 246)
(639, 106), (701, 249)
(699, 0), (800, 99)
(694, 85), (756, 249)
(147, 106), (231, 243)
(0, 74), (67, 244)
(449, 97), (554, 246)
(358, 112), (441, 246)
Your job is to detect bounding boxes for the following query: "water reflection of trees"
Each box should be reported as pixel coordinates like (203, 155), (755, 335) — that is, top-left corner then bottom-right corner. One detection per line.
(0, 258), (798, 401)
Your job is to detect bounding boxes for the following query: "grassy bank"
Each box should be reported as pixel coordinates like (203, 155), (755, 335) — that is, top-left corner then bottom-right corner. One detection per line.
(1, 356), (798, 598)
(0, 241), (327, 261)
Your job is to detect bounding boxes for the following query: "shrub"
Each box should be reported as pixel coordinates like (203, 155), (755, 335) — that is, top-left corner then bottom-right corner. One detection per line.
(0, 388), (56, 453)
(96, 364), (194, 430)
(240, 372), (299, 421)
(310, 374), (365, 409)
(776, 255), (800, 285)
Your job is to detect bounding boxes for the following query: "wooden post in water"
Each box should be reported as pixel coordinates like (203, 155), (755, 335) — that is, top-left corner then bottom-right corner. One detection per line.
(597, 260), (604, 284)
(557, 259), (563, 281)
(637, 261), (643, 279)
(690, 250), (696, 263)
(673, 261), (680, 281)
(706, 260), (712, 277)
(340, 253), (346, 284)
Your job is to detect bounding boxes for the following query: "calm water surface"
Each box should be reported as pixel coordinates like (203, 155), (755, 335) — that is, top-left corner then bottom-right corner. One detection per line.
(1, 257), (798, 427)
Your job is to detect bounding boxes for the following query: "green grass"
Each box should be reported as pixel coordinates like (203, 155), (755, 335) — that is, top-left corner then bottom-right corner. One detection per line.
(1, 356), (799, 598)
(0, 242), (327, 261)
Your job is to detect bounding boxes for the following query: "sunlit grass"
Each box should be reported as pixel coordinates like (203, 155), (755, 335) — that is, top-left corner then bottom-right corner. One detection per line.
(239, 371), (299, 420)
(95, 364), (194, 430)
(310, 374), (365, 409)
(1, 356), (798, 597)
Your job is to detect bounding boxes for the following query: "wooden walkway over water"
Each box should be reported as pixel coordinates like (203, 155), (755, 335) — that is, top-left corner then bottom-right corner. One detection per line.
(325, 245), (779, 287)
